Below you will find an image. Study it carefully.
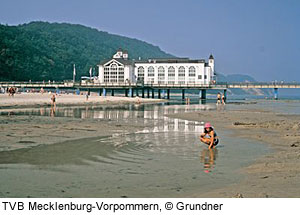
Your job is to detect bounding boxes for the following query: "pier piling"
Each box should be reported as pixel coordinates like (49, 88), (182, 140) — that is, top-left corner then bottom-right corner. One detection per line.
(274, 88), (278, 100)
(199, 90), (206, 99)
(142, 89), (145, 98)
(162, 90), (165, 99)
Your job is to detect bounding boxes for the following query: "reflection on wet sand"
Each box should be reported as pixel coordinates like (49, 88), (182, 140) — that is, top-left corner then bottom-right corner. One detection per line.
(200, 148), (218, 173)
(2, 103), (215, 119)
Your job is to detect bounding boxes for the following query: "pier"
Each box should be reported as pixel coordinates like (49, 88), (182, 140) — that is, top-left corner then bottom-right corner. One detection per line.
(1, 81), (300, 100)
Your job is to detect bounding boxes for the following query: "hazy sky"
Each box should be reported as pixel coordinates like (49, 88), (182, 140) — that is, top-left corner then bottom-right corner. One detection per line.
(1, 0), (299, 81)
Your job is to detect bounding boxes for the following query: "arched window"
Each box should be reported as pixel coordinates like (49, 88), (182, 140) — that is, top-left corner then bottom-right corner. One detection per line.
(158, 66), (165, 78)
(137, 66), (144, 81)
(178, 66), (185, 78)
(147, 66), (154, 77)
(189, 66), (196, 77)
(110, 64), (118, 82)
(158, 66), (165, 83)
(168, 66), (175, 77)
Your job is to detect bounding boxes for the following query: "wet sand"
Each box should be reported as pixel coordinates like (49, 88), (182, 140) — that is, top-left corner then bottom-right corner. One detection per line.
(0, 114), (146, 151)
(168, 107), (300, 197)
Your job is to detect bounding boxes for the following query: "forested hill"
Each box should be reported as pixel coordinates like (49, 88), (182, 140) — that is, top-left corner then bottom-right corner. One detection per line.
(0, 21), (173, 81)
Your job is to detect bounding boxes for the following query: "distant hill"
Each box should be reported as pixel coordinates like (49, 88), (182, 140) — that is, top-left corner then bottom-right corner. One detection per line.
(216, 73), (272, 95)
(0, 21), (173, 81)
(217, 73), (256, 83)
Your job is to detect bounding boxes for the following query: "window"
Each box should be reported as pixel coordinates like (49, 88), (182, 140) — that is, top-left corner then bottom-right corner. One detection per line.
(138, 66), (144, 82)
(168, 66), (175, 78)
(148, 66), (154, 77)
(147, 78), (154, 84)
(204, 75), (207, 79)
(198, 75), (202, 79)
(158, 66), (165, 78)
(189, 66), (196, 77)
(158, 66), (165, 83)
(178, 66), (185, 79)
(104, 67), (110, 82)
(110, 64), (118, 82)
(118, 67), (124, 82)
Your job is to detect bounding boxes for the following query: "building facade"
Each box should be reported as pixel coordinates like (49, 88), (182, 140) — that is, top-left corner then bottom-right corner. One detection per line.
(98, 49), (215, 85)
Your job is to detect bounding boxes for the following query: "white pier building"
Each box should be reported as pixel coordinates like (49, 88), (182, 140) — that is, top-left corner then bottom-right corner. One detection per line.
(98, 49), (215, 85)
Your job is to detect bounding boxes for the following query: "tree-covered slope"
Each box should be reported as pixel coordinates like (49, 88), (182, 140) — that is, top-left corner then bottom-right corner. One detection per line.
(0, 21), (173, 81)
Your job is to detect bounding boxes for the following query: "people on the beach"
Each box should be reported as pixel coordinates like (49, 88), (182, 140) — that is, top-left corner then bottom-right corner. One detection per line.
(51, 94), (56, 115)
(222, 94), (226, 105)
(217, 93), (221, 105)
(200, 122), (219, 149)
(136, 96), (141, 104)
(185, 97), (190, 105)
(217, 92), (226, 105)
(8, 87), (16, 97)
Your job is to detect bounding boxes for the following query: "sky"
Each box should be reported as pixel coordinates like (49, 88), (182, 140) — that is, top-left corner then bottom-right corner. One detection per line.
(0, 0), (299, 81)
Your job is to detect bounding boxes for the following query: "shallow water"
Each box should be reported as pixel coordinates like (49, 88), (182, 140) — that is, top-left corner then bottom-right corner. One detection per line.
(226, 98), (300, 115)
(0, 102), (269, 197)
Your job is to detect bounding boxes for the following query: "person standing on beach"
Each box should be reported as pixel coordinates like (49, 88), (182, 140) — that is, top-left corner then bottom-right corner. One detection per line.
(217, 93), (221, 105)
(51, 94), (56, 114)
(222, 94), (226, 105)
(200, 122), (219, 149)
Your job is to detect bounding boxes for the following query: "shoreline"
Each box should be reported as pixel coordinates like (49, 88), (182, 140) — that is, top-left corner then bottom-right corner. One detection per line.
(167, 108), (300, 197)
(0, 93), (166, 110)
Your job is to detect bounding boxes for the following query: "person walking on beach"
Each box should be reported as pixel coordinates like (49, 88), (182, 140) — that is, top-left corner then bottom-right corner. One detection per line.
(217, 93), (221, 105)
(222, 93), (226, 105)
(200, 122), (219, 149)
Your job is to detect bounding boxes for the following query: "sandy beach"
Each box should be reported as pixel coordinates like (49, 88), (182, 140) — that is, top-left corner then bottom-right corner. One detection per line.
(0, 93), (164, 110)
(168, 107), (300, 197)
(1, 94), (300, 197)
